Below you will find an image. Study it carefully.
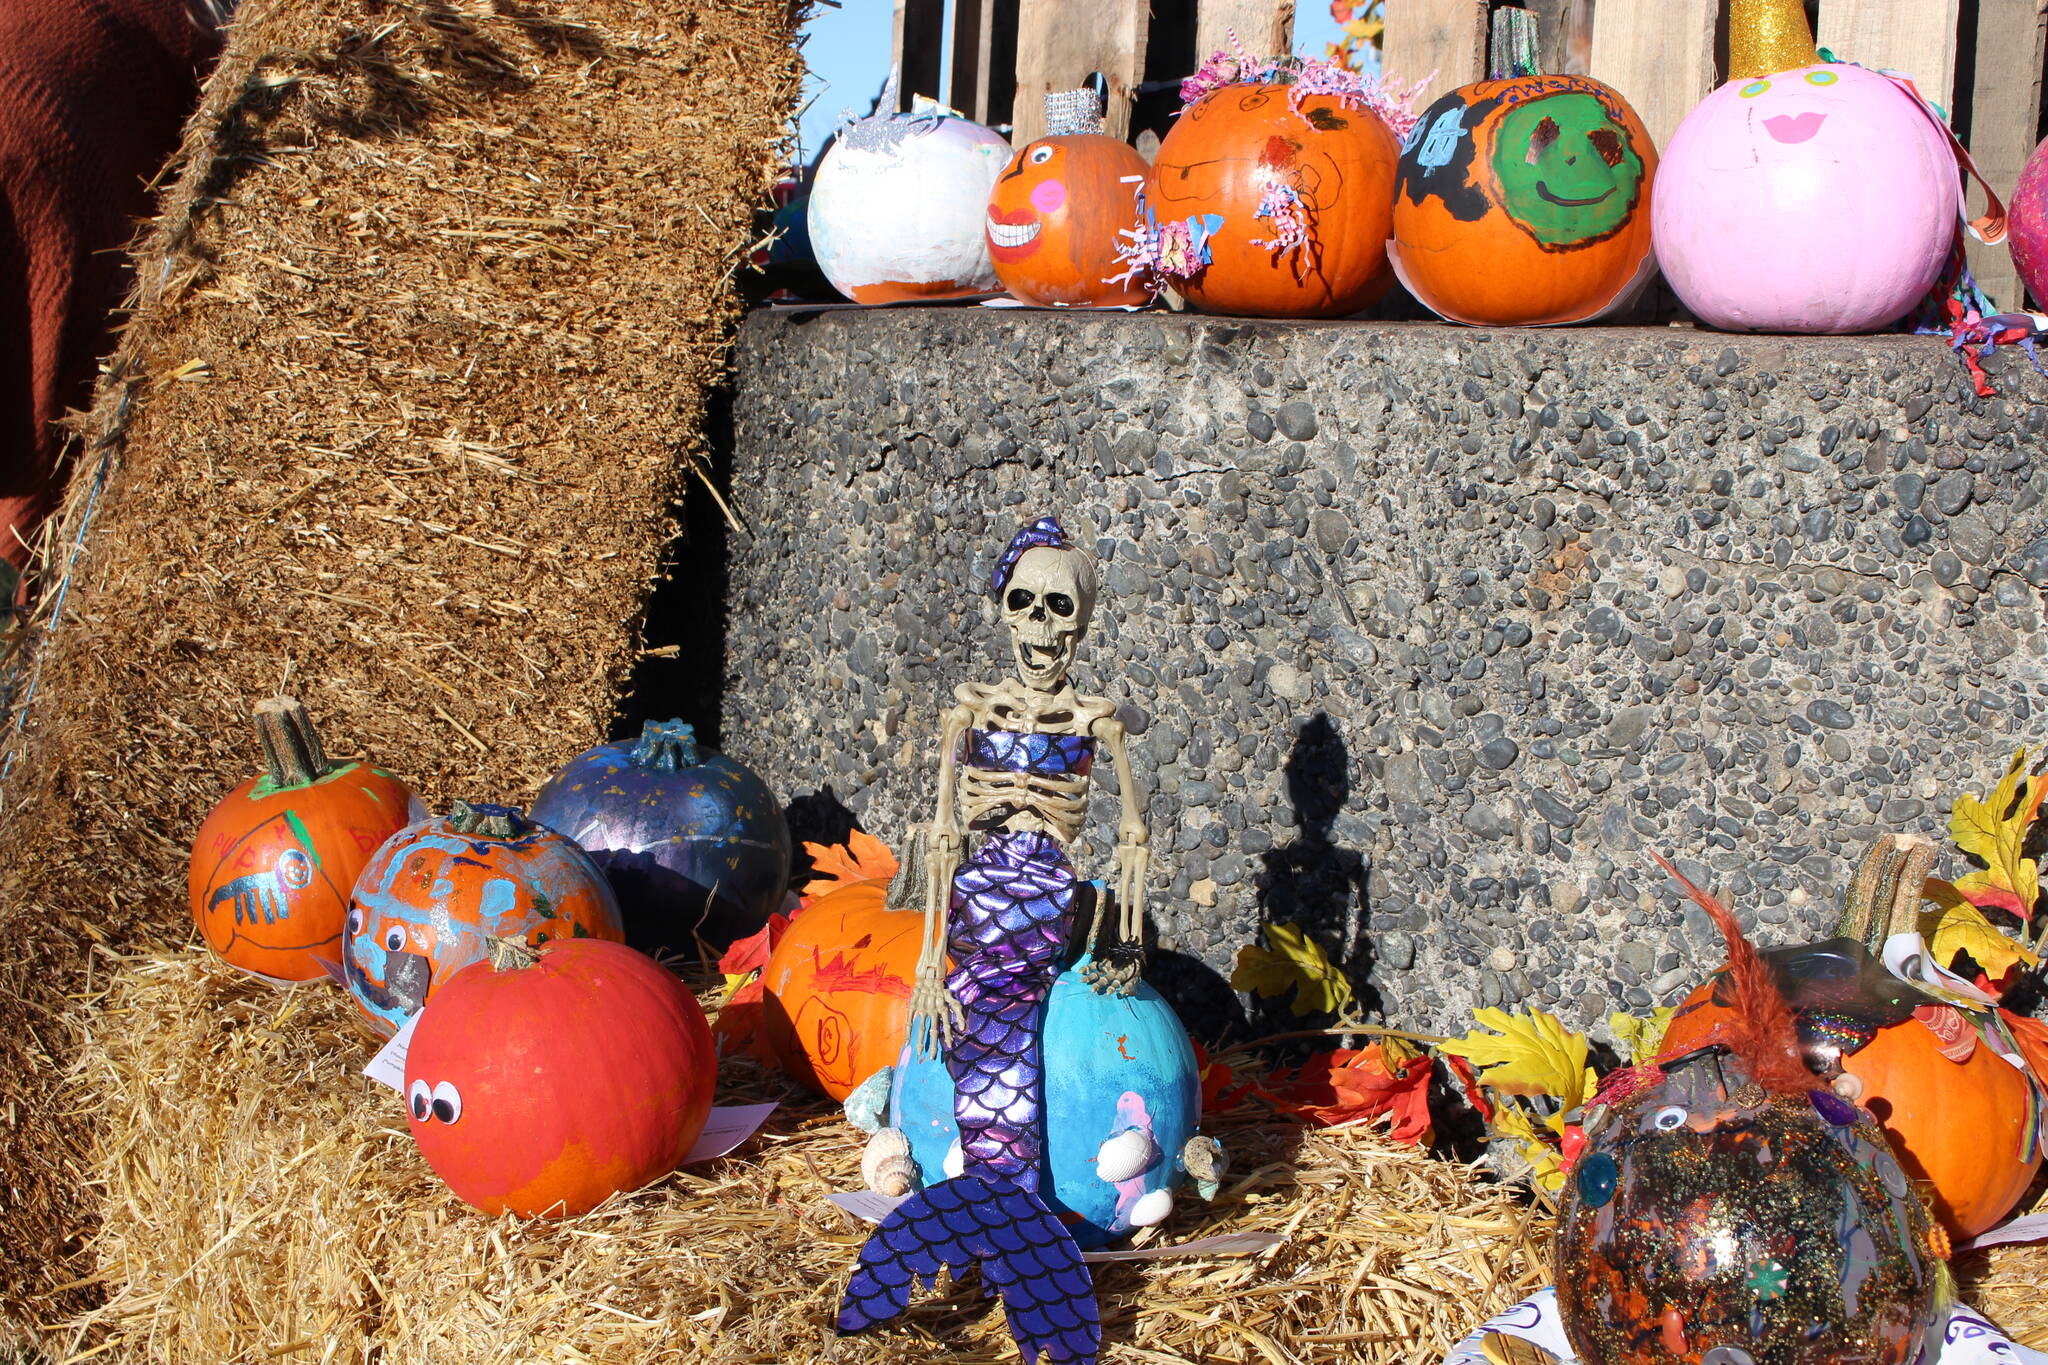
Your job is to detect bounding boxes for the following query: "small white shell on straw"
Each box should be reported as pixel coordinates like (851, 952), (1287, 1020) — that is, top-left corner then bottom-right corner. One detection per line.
(861, 1128), (918, 1196)
(1128, 1188), (1174, 1227)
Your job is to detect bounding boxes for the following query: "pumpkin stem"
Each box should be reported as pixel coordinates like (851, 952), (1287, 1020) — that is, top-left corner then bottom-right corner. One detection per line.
(448, 800), (523, 839)
(253, 696), (333, 790)
(886, 827), (930, 912)
(1045, 87), (1104, 137)
(1837, 834), (1937, 952)
(486, 934), (541, 972)
(1488, 6), (1541, 80)
(1727, 0), (1821, 81)
(632, 719), (701, 772)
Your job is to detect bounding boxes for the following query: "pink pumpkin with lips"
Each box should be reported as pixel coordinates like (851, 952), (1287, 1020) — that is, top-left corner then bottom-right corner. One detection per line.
(1654, 63), (1960, 333)
(2013, 137), (2048, 309)
(986, 133), (1151, 307)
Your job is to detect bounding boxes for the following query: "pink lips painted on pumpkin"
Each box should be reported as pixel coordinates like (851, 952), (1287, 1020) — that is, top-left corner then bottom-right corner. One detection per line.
(1763, 112), (1826, 144)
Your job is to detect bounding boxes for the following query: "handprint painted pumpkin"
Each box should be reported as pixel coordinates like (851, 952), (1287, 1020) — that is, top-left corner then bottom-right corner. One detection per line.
(1391, 73), (1656, 325)
(987, 91), (1150, 307)
(759, 878), (922, 1100)
(342, 801), (624, 1037)
(1149, 83), (1400, 318)
(888, 958), (1202, 1248)
(529, 720), (790, 954)
(405, 937), (714, 1217)
(189, 696), (421, 982)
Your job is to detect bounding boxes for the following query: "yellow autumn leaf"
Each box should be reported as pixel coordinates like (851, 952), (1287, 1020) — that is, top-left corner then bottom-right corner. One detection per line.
(1609, 1007), (1676, 1066)
(1489, 1104), (1566, 1194)
(1440, 1007), (1596, 1106)
(1949, 748), (2047, 920)
(1922, 878), (2040, 982)
(1230, 921), (1356, 1017)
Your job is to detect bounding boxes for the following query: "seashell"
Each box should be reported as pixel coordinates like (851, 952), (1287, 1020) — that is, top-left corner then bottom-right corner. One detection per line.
(869, 1154), (918, 1198)
(1181, 1134), (1226, 1184)
(861, 1127), (914, 1194)
(1128, 1188), (1174, 1227)
(1095, 1127), (1160, 1183)
(942, 1139), (965, 1179)
(843, 1066), (896, 1135)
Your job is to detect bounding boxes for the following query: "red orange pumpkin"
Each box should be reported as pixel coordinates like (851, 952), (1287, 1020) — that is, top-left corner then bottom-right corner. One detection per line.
(189, 696), (420, 982)
(759, 878), (922, 1100)
(988, 133), (1150, 307)
(342, 801), (624, 1037)
(1662, 973), (2041, 1239)
(404, 937), (714, 1217)
(1390, 73), (1657, 326)
(1149, 83), (1399, 318)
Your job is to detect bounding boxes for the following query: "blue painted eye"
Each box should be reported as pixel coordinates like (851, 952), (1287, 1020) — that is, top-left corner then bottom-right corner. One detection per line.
(1740, 80), (1772, 98)
(1653, 1105), (1688, 1131)
(1576, 1151), (1619, 1208)
(1805, 69), (1838, 86)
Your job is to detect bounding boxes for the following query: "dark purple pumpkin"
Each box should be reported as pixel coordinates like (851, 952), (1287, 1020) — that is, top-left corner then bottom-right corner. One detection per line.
(530, 720), (790, 953)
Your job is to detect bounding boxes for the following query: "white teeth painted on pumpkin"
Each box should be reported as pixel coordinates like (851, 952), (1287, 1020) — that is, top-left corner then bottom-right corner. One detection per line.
(986, 215), (1042, 247)
(1095, 1127), (1160, 1183)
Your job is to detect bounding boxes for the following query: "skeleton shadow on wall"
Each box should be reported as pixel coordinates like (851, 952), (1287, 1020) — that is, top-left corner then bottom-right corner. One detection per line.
(1250, 713), (1380, 1036)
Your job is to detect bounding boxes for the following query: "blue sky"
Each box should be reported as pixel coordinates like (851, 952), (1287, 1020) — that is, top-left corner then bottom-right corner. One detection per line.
(795, 3), (1353, 161)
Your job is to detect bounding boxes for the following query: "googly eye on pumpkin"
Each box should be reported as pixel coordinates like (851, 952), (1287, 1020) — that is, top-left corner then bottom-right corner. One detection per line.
(1652, 1105), (1689, 1131)
(347, 907), (363, 936)
(1028, 144), (1055, 165)
(1805, 69), (1838, 86)
(430, 1080), (463, 1124)
(1739, 79), (1772, 98)
(383, 925), (407, 953)
(408, 1078), (433, 1122)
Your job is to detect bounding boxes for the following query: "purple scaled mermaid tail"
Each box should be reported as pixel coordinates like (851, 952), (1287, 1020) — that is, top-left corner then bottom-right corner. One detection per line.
(837, 829), (1100, 1365)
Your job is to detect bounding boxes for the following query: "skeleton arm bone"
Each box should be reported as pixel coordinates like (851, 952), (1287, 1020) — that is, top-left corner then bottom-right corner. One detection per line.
(1081, 714), (1150, 995)
(908, 702), (974, 1058)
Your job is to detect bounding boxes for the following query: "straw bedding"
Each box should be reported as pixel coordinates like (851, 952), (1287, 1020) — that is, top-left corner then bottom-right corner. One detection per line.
(60, 950), (2048, 1365)
(0, 0), (800, 1327)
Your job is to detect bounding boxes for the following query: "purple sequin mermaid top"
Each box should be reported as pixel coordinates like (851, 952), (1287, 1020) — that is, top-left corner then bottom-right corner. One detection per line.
(960, 727), (1095, 780)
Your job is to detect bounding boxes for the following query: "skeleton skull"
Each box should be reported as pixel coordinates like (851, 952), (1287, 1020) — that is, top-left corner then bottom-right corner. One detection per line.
(1001, 545), (1096, 690)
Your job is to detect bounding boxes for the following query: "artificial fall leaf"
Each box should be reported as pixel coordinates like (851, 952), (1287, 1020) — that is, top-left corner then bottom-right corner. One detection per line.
(1263, 1045), (1433, 1142)
(1998, 1010), (2048, 1085)
(1230, 921), (1356, 1017)
(1440, 1008), (1596, 1107)
(1949, 748), (2048, 920)
(712, 977), (776, 1061)
(1921, 879), (2038, 986)
(1489, 1103), (1566, 1194)
(1444, 1052), (1494, 1122)
(799, 830), (899, 902)
(1609, 1007), (1676, 1067)
(716, 913), (790, 996)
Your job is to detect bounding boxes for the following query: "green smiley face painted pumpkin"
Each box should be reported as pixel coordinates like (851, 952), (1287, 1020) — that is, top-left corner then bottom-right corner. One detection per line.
(1490, 91), (1646, 248)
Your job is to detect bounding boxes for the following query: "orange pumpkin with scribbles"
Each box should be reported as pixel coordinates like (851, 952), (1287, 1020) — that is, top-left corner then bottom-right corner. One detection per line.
(759, 878), (924, 1100)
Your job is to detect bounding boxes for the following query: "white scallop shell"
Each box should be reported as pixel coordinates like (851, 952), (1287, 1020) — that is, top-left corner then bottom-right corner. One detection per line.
(1128, 1188), (1174, 1227)
(1095, 1128), (1161, 1184)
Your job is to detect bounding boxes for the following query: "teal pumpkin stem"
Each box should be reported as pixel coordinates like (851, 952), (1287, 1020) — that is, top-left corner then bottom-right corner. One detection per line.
(253, 696), (333, 791)
(1487, 6), (1541, 80)
(632, 719), (701, 771)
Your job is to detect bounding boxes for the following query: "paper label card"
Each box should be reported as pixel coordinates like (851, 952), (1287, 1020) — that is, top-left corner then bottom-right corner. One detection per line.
(361, 1010), (421, 1093)
(683, 1103), (778, 1166)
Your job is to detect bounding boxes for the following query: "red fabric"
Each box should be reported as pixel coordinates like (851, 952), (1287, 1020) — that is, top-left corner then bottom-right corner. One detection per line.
(0, 0), (221, 571)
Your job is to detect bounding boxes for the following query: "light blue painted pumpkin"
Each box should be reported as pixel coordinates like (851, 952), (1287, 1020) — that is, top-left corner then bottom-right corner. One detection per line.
(888, 956), (1202, 1248)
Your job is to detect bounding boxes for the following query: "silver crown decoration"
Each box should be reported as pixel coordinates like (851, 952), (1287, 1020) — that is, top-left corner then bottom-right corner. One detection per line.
(1044, 87), (1105, 137)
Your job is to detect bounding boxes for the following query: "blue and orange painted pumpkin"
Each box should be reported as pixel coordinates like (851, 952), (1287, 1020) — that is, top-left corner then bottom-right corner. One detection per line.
(342, 801), (624, 1037)
(189, 696), (423, 983)
(889, 956), (1202, 1248)
(529, 720), (790, 953)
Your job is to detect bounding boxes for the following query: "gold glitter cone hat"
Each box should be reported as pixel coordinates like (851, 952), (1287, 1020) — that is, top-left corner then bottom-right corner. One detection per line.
(1728, 0), (1822, 79)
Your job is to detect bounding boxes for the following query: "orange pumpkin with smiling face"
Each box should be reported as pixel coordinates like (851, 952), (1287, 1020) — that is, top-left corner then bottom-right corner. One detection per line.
(987, 133), (1152, 307)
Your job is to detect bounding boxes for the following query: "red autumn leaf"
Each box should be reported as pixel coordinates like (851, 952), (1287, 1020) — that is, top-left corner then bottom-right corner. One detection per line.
(2000, 1010), (2048, 1084)
(712, 976), (779, 1062)
(1193, 1042), (1252, 1113)
(1262, 1045), (1434, 1144)
(1444, 1052), (1494, 1123)
(717, 913), (790, 980)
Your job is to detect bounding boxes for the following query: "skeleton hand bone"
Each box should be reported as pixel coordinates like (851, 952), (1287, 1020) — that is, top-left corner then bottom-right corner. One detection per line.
(907, 958), (965, 1060)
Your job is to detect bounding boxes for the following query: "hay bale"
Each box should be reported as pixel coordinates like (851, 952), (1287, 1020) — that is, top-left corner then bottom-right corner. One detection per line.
(62, 950), (1555, 1364)
(0, 0), (799, 1325)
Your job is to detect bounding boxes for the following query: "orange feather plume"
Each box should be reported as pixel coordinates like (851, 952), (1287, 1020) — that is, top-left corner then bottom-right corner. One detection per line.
(1652, 852), (1813, 1094)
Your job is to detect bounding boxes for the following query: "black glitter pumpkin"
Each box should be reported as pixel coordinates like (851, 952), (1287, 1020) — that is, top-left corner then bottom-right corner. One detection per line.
(1555, 1045), (1939, 1365)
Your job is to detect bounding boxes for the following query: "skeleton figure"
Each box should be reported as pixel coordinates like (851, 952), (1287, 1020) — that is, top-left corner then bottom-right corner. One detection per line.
(837, 515), (1151, 1365)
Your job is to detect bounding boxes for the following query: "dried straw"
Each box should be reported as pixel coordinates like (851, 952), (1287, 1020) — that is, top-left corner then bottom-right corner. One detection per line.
(0, 0), (799, 1329)
(62, 949), (1553, 1365)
